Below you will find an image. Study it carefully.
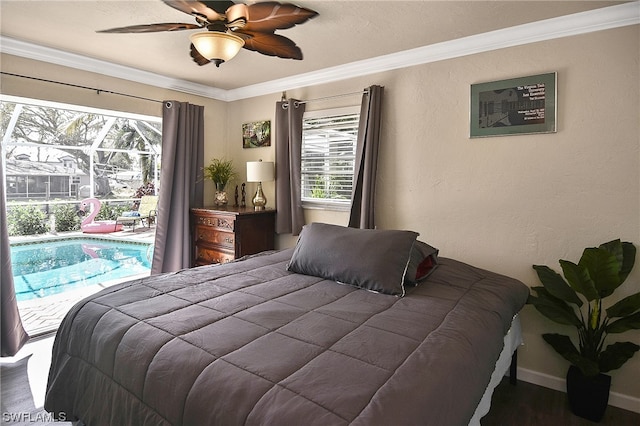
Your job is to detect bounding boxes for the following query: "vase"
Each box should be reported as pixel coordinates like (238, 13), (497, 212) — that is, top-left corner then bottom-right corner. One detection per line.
(566, 365), (611, 422)
(214, 183), (228, 206)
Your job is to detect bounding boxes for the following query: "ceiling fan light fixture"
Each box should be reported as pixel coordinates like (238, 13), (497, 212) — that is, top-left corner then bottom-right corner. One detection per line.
(99, 1), (318, 67)
(190, 31), (245, 66)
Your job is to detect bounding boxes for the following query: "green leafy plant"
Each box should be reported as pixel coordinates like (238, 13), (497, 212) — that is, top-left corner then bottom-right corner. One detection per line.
(52, 203), (80, 232)
(7, 205), (48, 236)
(203, 158), (237, 189)
(528, 239), (640, 377)
(95, 203), (127, 221)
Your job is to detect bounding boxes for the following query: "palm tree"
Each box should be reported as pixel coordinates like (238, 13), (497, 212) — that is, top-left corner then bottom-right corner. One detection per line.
(109, 120), (161, 185)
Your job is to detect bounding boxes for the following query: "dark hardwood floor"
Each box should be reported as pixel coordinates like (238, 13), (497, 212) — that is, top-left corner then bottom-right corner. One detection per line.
(2, 336), (639, 425)
(482, 377), (640, 426)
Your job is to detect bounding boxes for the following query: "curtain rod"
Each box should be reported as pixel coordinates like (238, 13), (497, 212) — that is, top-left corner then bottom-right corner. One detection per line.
(281, 89), (368, 107)
(0, 71), (163, 104)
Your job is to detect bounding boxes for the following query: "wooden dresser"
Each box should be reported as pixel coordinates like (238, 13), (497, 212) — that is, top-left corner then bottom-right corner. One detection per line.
(190, 206), (276, 266)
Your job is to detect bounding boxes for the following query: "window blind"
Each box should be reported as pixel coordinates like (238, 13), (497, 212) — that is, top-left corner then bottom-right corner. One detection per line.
(301, 107), (359, 208)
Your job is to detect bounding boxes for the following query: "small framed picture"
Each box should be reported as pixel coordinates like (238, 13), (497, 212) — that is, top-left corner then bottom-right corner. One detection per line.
(242, 120), (271, 148)
(470, 72), (557, 138)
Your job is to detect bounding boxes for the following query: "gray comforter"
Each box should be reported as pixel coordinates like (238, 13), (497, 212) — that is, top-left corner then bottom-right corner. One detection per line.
(45, 249), (528, 425)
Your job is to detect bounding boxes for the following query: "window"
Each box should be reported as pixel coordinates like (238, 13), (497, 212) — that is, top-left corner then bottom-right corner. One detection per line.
(1, 95), (161, 202)
(301, 107), (359, 209)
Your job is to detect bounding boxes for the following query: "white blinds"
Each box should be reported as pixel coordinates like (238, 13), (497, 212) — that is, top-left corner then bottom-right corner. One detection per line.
(301, 107), (359, 208)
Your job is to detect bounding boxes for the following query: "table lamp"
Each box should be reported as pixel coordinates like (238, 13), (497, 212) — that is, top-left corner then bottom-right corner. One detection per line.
(246, 160), (274, 210)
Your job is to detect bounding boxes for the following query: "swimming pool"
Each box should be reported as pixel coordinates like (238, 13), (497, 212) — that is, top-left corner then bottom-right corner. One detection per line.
(10, 237), (153, 301)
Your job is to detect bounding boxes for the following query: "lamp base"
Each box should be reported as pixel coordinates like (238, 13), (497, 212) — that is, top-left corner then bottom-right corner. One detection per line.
(252, 182), (267, 211)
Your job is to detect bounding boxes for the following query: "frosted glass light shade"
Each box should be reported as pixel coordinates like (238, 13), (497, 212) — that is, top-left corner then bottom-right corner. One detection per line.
(190, 32), (244, 63)
(246, 161), (274, 183)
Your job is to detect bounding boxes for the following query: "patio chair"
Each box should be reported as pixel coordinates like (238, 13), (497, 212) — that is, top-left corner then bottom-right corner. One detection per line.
(116, 195), (158, 231)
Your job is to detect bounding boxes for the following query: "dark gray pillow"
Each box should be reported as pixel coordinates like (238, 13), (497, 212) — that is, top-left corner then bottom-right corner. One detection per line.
(286, 222), (419, 296)
(405, 240), (439, 285)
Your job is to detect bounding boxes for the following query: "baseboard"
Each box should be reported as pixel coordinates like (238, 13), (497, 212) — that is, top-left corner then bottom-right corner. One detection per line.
(517, 367), (640, 414)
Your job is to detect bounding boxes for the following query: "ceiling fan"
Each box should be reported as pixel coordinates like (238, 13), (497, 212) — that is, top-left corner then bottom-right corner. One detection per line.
(97, 0), (318, 67)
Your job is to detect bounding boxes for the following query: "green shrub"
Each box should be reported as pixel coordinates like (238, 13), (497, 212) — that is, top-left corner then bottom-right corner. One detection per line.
(7, 205), (48, 236)
(95, 203), (127, 221)
(53, 203), (81, 232)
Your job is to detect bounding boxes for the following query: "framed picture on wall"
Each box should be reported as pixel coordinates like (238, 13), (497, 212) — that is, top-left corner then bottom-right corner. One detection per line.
(242, 120), (271, 148)
(470, 72), (557, 138)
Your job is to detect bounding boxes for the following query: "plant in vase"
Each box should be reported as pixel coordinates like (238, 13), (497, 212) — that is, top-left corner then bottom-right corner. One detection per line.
(528, 239), (640, 422)
(204, 158), (237, 206)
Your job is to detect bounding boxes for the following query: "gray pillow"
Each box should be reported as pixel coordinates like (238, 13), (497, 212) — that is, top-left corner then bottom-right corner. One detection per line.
(286, 222), (419, 296)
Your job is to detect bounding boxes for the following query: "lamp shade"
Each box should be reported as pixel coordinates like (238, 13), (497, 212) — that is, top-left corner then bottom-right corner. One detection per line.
(246, 161), (274, 182)
(190, 32), (244, 63)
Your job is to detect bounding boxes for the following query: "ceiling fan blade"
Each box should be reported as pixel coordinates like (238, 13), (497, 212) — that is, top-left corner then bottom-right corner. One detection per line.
(225, 3), (249, 29)
(163, 0), (227, 22)
(97, 23), (201, 33)
(238, 31), (303, 60)
(200, 1), (237, 14)
(243, 1), (318, 32)
(190, 43), (211, 66)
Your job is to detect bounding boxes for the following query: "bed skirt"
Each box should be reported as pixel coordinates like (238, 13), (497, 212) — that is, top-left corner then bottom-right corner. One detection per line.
(469, 314), (523, 425)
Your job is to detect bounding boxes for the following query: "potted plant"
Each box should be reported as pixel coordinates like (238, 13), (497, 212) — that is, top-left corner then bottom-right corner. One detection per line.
(203, 158), (237, 205)
(528, 239), (640, 422)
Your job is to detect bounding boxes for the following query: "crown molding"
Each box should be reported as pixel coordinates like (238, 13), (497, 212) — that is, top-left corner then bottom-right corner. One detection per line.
(2, 1), (638, 102)
(224, 1), (640, 101)
(0, 36), (228, 100)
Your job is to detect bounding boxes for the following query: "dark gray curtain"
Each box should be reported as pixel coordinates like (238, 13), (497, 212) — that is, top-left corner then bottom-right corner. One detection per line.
(1, 159), (29, 356)
(275, 99), (305, 236)
(349, 85), (384, 229)
(151, 101), (204, 273)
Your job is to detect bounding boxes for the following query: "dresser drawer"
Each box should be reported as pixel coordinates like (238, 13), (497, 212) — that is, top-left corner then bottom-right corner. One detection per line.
(191, 206), (275, 267)
(195, 245), (235, 266)
(194, 226), (235, 249)
(194, 213), (235, 232)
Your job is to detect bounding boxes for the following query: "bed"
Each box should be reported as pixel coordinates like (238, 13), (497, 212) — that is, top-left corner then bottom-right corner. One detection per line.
(45, 223), (529, 425)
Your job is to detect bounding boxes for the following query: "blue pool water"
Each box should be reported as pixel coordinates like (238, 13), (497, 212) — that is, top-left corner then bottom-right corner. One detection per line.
(11, 238), (153, 301)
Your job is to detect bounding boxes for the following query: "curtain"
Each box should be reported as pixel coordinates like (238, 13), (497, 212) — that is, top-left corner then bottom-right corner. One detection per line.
(151, 101), (204, 273)
(275, 99), (306, 236)
(349, 85), (384, 229)
(1, 159), (29, 356)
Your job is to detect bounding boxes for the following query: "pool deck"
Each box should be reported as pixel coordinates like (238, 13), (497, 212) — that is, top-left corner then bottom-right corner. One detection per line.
(11, 226), (156, 337)
(9, 225), (156, 245)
